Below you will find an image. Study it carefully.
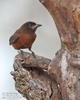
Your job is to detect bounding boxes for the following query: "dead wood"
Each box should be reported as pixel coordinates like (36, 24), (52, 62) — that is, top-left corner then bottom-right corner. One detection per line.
(11, 0), (80, 100)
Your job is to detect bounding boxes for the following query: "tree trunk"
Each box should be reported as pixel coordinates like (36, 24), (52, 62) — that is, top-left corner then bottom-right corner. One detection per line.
(11, 0), (80, 100)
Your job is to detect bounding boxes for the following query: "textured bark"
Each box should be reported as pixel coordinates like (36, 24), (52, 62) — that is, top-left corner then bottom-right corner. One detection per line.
(11, 0), (80, 100)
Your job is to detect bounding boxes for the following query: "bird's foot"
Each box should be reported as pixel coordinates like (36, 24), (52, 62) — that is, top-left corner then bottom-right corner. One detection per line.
(32, 51), (36, 58)
(29, 50), (36, 58)
(29, 50), (39, 67)
(18, 50), (26, 62)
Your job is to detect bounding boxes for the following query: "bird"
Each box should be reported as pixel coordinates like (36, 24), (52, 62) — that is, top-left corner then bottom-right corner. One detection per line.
(9, 21), (42, 60)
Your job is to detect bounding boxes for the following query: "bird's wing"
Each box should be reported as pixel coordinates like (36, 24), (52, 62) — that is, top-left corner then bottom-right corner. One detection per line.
(9, 33), (19, 45)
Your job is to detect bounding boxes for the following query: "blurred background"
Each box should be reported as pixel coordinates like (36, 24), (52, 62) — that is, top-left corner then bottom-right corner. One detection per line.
(0, 0), (61, 100)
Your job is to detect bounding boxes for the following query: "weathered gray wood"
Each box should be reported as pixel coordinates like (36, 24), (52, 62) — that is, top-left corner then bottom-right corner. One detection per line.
(11, 0), (80, 100)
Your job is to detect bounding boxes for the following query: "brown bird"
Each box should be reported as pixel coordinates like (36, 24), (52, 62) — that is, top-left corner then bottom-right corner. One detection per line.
(9, 21), (42, 59)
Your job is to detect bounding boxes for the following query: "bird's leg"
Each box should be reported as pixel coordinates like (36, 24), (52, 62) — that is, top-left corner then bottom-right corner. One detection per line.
(29, 49), (39, 67)
(18, 50), (24, 61)
(29, 49), (36, 58)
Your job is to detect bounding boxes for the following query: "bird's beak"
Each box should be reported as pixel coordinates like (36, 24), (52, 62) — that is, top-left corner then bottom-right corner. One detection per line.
(36, 24), (42, 28)
(32, 24), (42, 30)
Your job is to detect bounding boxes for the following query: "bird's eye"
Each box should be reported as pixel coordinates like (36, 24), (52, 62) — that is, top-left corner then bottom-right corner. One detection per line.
(29, 24), (32, 28)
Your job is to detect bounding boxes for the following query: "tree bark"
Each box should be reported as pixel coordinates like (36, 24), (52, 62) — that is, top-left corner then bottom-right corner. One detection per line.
(11, 0), (80, 100)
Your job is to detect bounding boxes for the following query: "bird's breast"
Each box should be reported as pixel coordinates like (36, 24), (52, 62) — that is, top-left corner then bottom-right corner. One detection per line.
(12, 33), (36, 50)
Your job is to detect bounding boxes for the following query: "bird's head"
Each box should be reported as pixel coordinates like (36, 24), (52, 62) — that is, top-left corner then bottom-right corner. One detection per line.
(21, 21), (42, 33)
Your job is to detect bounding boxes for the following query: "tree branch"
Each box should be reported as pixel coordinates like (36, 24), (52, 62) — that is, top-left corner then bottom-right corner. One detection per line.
(11, 52), (62, 100)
